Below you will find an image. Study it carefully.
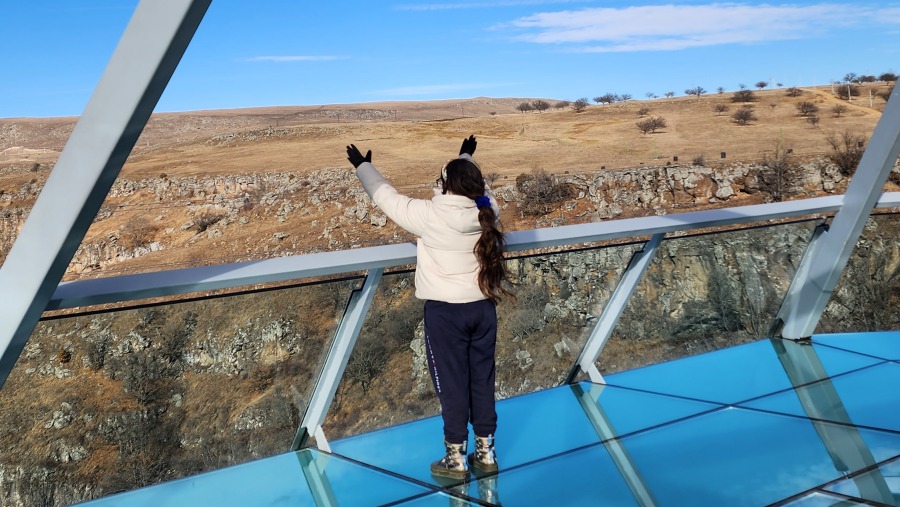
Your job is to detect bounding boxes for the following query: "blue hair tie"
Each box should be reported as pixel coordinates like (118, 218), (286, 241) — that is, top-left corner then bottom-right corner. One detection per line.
(475, 195), (491, 209)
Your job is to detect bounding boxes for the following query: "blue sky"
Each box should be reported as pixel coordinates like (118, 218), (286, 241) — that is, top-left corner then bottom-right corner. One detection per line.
(2, 1), (898, 118)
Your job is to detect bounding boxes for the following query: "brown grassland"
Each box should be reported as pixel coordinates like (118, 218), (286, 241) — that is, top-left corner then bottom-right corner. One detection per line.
(0, 84), (894, 278)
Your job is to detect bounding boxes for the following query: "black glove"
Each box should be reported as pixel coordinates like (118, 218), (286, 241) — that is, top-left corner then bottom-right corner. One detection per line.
(459, 135), (477, 157)
(346, 144), (372, 168)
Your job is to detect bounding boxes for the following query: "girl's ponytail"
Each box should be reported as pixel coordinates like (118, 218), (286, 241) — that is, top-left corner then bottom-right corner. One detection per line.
(443, 158), (512, 301)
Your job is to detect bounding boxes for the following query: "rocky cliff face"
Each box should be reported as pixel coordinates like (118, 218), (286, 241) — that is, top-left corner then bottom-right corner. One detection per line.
(0, 159), (898, 506)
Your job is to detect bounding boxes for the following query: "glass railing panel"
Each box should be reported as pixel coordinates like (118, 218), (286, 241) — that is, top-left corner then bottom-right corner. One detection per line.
(599, 220), (821, 375)
(818, 212), (900, 333)
(324, 243), (640, 440)
(0, 278), (358, 506)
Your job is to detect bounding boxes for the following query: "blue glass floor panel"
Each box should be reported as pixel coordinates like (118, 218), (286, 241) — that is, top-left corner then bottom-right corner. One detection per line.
(813, 331), (900, 361)
(74, 448), (432, 507)
(603, 338), (882, 404)
(76, 331), (900, 506)
(329, 382), (720, 486)
(824, 457), (900, 505)
(741, 361), (900, 433)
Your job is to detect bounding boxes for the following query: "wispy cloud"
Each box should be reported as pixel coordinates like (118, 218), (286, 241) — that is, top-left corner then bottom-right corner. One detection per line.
(502, 3), (875, 52)
(374, 83), (503, 96)
(243, 55), (347, 62)
(395, 0), (592, 11)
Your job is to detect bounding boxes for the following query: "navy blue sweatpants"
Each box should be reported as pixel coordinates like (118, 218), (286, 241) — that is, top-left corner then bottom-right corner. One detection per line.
(424, 299), (498, 444)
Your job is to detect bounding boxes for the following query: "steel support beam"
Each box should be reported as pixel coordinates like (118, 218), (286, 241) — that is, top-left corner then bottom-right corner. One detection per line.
(0, 0), (211, 387)
(566, 234), (664, 384)
(779, 85), (900, 339)
(771, 339), (893, 504)
(572, 383), (658, 507)
(292, 269), (384, 451)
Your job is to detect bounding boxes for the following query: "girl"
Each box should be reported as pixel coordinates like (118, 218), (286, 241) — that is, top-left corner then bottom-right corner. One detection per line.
(346, 135), (510, 479)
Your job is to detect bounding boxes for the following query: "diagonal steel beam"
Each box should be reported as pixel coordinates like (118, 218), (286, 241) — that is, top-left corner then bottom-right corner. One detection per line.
(565, 233), (664, 384)
(292, 268), (384, 451)
(0, 0), (211, 387)
(779, 85), (900, 339)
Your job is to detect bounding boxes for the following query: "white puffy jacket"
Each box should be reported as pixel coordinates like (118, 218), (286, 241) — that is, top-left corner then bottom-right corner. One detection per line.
(354, 155), (499, 303)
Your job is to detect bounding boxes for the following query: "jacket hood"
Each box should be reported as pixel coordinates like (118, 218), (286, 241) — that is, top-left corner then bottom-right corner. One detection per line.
(431, 189), (481, 234)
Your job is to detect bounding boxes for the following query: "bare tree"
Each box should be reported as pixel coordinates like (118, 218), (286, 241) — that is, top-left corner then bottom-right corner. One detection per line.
(685, 86), (706, 97)
(637, 107), (651, 117)
(717, 86), (725, 94)
(517, 101), (534, 113)
(636, 116), (667, 134)
(572, 98), (589, 112)
(760, 137), (795, 201)
(664, 91), (675, 98)
(831, 104), (848, 117)
(878, 72), (897, 82)
(646, 92), (657, 99)
(785, 87), (803, 97)
(532, 100), (550, 113)
(554, 100), (571, 109)
(755, 81), (768, 90)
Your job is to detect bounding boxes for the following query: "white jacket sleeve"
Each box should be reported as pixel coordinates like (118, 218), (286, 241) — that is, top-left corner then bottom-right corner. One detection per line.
(355, 161), (429, 237)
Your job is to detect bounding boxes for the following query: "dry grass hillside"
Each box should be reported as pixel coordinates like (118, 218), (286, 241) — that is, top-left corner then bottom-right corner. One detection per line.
(0, 84), (895, 280)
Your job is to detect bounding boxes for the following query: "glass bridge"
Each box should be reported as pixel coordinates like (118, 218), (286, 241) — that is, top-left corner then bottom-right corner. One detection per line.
(1, 1), (900, 506)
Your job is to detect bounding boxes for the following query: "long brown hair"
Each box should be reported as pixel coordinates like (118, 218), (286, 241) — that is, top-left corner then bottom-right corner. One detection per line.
(442, 158), (512, 301)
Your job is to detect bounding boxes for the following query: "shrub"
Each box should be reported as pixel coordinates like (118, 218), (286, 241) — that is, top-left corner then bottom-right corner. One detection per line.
(731, 89), (757, 103)
(691, 154), (706, 166)
(755, 81), (768, 90)
(732, 106), (757, 125)
(835, 84), (860, 100)
(554, 100), (571, 109)
(825, 130), (867, 177)
(516, 168), (574, 216)
(516, 102), (534, 113)
(807, 115), (821, 128)
(194, 208), (226, 233)
(714, 104), (729, 115)
(795, 101), (819, 117)
(785, 87), (803, 97)
(877, 85), (895, 102)
(832, 104), (848, 117)
(637, 107), (651, 117)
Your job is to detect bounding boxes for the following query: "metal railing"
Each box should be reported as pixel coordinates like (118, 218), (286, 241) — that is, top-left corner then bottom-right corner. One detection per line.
(41, 191), (900, 450)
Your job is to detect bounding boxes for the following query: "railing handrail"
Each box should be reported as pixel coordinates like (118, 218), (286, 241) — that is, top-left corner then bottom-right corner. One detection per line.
(47, 191), (900, 310)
